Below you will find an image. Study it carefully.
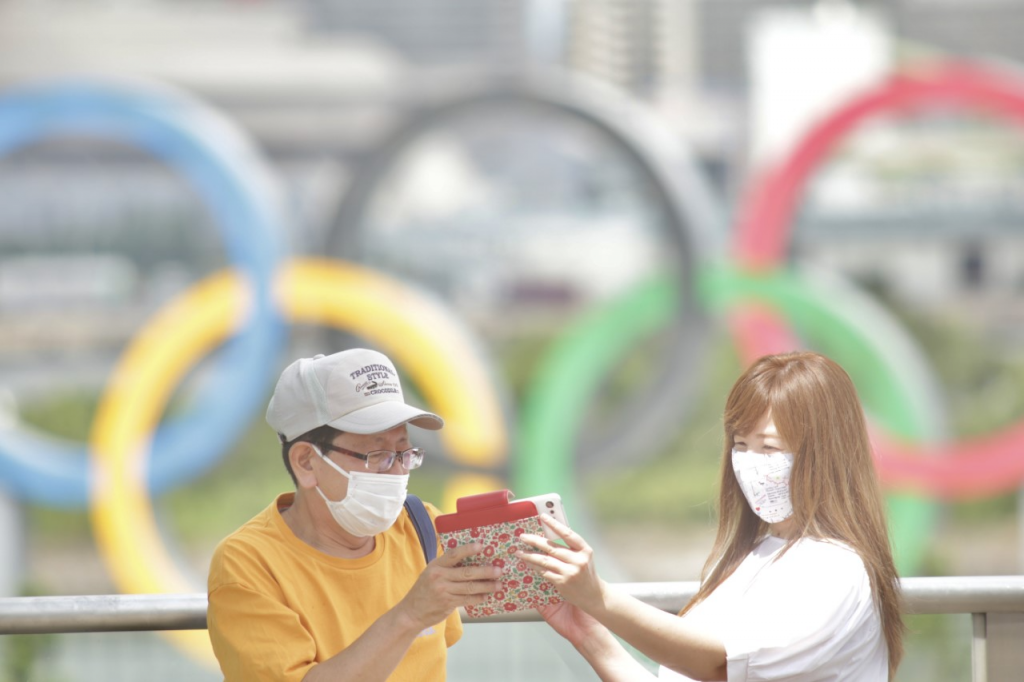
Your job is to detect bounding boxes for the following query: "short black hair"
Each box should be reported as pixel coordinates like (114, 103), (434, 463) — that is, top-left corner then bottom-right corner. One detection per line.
(279, 425), (345, 485)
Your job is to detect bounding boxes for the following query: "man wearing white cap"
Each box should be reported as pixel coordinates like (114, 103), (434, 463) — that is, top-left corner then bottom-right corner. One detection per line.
(207, 348), (499, 682)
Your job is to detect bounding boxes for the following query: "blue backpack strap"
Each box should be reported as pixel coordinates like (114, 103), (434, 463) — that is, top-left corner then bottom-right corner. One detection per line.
(404, 494), (437, 564)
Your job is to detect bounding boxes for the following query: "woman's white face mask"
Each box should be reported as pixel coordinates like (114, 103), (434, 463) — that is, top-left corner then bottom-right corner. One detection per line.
(731, 415), (794, 524)
(731, 448), (794, 524)
(313, 445), (409, 537)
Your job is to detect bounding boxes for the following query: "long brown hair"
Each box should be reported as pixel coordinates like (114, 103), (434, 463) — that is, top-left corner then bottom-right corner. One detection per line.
(681, 351), (904, 678)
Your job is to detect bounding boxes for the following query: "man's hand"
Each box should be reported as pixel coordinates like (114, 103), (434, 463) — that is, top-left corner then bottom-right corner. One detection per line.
(396, 542), (500, 631)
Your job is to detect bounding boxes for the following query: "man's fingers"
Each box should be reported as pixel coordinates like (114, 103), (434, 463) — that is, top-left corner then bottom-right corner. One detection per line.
(451, 578), (501, 596)
(430, 552), (502, 583)
(462, 592), (491, 607)
(456, 563), (501, 582)
(435, 541), (485, 566)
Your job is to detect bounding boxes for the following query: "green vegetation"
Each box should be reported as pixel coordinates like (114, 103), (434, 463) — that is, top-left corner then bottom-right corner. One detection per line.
(1, 584), (60, 682)
(1, 635), (59, 682)
(581, 333), (741, 525)
(897, 614), (973, 681)
(20, 392), (98, 541)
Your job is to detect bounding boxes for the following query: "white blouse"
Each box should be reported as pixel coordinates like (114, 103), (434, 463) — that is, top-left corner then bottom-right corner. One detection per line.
(658, 536), (887, 681)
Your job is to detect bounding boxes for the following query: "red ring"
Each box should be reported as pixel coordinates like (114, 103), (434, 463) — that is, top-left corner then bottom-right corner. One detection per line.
(730, 62), (1024, 498)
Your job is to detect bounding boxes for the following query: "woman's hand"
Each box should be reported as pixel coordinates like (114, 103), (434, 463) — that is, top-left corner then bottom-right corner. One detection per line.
(522, 517), (696, 681)
(516, 514), (606, 613)
(539, 595), (657, 681)
(537, 601), (606, 648)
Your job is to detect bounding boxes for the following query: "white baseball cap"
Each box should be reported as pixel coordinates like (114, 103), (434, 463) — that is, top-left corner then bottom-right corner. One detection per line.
(266, 348), (443, 441)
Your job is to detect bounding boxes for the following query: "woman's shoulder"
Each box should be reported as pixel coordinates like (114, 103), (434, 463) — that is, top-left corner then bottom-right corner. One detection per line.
(756, 537), (876, 618)
(786, 536), (869, 576)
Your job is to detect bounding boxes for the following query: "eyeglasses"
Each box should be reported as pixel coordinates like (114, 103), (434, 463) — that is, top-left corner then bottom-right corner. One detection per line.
(316, 443), (425, 473)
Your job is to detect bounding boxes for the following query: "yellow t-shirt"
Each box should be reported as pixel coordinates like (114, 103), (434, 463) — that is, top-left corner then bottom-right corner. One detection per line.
(207, 492), (462, 682)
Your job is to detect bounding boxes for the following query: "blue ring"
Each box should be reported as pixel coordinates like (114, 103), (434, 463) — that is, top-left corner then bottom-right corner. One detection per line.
(0, 79), (287, 507)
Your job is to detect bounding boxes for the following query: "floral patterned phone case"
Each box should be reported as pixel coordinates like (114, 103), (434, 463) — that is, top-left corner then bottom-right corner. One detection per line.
(435, 490), (562, 617)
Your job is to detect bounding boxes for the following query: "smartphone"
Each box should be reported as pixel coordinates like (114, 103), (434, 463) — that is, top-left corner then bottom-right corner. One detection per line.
(518, 493), (570, 542)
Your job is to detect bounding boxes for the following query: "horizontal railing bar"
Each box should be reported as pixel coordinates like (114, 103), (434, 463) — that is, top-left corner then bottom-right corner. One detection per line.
(899, 575), (1024, 615)
(1, 576), (1022, 634)
(0, 593), (208, 634)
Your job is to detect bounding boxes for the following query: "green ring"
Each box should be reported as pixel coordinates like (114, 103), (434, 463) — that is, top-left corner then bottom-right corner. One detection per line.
(513, 273), (680, 511)
(515, 263), (942, 574)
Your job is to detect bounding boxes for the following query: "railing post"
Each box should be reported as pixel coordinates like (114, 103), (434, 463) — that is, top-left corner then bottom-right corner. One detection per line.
(971, 612), (986, 682)
(983, 612), (1024, 680)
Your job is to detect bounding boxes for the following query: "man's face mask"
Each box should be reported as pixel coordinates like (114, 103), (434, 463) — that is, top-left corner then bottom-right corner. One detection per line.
(313, 445), (409, 537)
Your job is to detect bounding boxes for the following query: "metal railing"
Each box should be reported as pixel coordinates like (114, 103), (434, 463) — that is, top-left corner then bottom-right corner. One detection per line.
(1, 576), (1022, 681)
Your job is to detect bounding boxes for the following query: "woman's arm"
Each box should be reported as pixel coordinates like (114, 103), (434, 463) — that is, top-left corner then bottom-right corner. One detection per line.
(519, 516), (727, 682)
(587, 583), (726, 681)
(536, 601), (656, 681)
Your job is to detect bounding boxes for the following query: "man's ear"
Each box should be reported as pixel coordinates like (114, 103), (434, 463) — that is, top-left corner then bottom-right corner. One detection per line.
(290, 442), (320, 489)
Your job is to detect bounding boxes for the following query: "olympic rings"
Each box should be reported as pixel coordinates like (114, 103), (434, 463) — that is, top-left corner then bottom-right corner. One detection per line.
(0, 78), (287, 506)
(731, 62), (1024, 498)
(4, 65), (1024, 656)
(327, 75), (722, 469)
(89, 259), (508, 663)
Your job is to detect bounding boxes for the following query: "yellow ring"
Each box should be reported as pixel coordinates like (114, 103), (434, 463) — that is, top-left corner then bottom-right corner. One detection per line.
(274, 258), (506, 466)
(88, 258), (508, 664)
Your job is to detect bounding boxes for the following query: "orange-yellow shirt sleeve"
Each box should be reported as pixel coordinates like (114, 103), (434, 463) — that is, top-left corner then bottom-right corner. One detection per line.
(209, 579), (317, 682)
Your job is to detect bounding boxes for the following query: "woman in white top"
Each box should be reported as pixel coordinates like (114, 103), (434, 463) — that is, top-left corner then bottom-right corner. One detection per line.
(518, 351), (904, 681)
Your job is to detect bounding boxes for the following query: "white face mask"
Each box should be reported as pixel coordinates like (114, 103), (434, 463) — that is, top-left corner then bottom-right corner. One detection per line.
(313, 446), (409, 537)
(731, 447), (795, 524)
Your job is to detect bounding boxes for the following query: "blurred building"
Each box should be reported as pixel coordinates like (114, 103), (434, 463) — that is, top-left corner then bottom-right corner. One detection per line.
(302, 0), (530, 67)
(562, 0), (698, 98)
(698, 0), (1024, 93)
